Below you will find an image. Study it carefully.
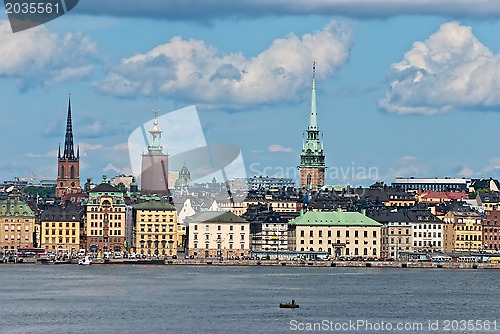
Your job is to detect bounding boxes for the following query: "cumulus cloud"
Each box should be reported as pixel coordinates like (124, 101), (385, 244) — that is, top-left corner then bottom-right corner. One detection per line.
(268, 144), (293, 152)
(75, 0), (500, 20)
(97, 21), (352, 108)
(103, 163), (132, 175)
(383, 156), (429, 180)
(0, 20), (97, 90)
(379, 21), (500, 115)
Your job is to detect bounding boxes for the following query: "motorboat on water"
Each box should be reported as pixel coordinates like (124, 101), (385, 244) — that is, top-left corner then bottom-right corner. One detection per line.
(78, 256), (92, 265)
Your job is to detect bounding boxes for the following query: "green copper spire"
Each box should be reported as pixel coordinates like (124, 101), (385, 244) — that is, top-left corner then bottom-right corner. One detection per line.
(308, 62), (318, 131)
(147, 109), (164, 152)
(299, 62), (326, 190)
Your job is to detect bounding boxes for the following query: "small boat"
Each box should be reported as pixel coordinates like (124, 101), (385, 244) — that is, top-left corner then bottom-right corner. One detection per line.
(78, 256), (92, 265)
(279, 299), (299, 308)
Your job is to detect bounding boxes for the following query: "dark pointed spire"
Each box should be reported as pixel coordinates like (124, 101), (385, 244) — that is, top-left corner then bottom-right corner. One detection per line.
(62, 95), (76, 160)
(58, 143), (61, 158)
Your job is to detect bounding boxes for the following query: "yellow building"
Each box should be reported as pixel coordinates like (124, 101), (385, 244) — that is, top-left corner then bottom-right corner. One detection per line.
(0, 199), (35, 253)
(40, 205), (83, 255)
(443, 211), (482, 252)
(288, 211), (382, 258)
(133, 201), (178, 256)
(83, 178), (127, 253)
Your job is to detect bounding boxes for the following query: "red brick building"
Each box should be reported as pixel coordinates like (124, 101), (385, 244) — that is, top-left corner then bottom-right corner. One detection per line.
(483, 211), (500, 252)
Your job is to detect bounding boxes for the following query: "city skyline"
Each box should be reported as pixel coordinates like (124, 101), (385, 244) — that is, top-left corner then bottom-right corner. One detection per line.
(2, 2), (500, 187)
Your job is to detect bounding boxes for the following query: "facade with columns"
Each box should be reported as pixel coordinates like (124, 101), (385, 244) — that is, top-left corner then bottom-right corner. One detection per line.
(299, 63), (326, 191)
(56, 97), (81, 198)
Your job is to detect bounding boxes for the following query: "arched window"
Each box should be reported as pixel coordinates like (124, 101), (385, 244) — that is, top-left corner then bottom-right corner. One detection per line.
(61, 166), (65, 178)
(70, 166), (75, 179)
(306, 174), (312, 186)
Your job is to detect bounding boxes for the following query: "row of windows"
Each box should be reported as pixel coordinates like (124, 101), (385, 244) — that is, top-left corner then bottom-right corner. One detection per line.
(193, 243), (245, 250)
(300, 230), (377, 238)
(44, 222), (76, 228)
(298, 247), (378, 256)
(139, 234), (173, 240)
(484, 228), (499, 233)
(456, 235), (481, 241)
(192, 234), (245, 241)
(193, 225), (246, 231)
(414, 232), (441, 238)
(3, 225), (30, 232)
(3, 235), (30, 240)
(88, 206), (123, 212)
(414, 241), (441, 247)
(2, 219), (32, 223)
(89, 222), (121, 228)
(139, 224), (174, 232)
(456, 225), (481, 231)
(414, 224), (441, 229)
(88, 237), (121, 243)
(89, 230), (122, 236)
(44, 230), (76, 236)
(44, 237), (77, 244)
(89, 214), (123, 220)
(300, 239), (377, 245)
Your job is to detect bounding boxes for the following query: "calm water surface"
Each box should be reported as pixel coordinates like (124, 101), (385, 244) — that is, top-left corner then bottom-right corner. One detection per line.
(0, 265), (499, 333)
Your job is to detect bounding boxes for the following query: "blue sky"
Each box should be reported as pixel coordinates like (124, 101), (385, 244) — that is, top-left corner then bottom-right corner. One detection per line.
(2, 1), (500, 187)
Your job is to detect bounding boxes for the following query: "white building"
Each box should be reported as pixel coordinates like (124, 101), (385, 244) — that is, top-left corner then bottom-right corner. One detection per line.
(188, 211), (250, 258)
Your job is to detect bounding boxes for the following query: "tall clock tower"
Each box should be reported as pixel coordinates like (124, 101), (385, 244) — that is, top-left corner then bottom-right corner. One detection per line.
(56, 97), (81, 198)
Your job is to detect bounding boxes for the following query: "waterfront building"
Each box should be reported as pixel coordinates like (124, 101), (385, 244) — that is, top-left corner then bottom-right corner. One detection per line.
(83, 176), (127, 253)
(288, 211), (381, 258)
(0, 199), (35, 252)
(369, 207), (443, 257)
(247, 210), (291, 251)
(188, 211), (250, 258)
(141, 111), (169, 195)
(133, 201), (178, 256)
(56, 97), (81, 198)
(442, 210), (483, 253)
(40, 204), (83, 255)
(392, 177), (471, 192)
(483, 210), (500, 252)
(298, 63), (326, 190)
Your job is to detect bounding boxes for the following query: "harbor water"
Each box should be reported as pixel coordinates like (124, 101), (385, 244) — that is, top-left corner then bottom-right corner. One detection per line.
(0, 265), (499, 333)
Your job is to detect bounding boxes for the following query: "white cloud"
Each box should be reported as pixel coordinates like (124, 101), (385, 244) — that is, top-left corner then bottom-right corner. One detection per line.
(384, 156), (429, 180)
(379, 21), (500, 115)
(98, 21), (352, 107)
(268, 144), (293, 152)
(103, 163), (132, 175)
(76, 1), (500, 20)
(0, 20), (97, 90)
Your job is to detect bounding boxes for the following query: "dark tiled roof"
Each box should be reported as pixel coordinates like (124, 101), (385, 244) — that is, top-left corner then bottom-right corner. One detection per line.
(92, 183), (120, 193)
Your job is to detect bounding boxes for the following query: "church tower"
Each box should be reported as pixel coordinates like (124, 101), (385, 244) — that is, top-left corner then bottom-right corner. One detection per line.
(140, 110), (169, 195)
(299, 63), (326, 190)
(56, 96), (81, 198)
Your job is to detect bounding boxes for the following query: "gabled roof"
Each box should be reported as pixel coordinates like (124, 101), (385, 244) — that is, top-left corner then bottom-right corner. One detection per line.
(290, 211), (381, 227)
(190, 211), (247, 223)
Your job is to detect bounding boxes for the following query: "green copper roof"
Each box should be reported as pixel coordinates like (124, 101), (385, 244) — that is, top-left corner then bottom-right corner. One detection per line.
(0, 200), (35, 218)
(134, 201), (176, 211)
(290, 211), (382, 227)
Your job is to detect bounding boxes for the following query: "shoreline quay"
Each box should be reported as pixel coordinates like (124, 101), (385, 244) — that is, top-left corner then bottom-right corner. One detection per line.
(4, 258), (500, 269)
